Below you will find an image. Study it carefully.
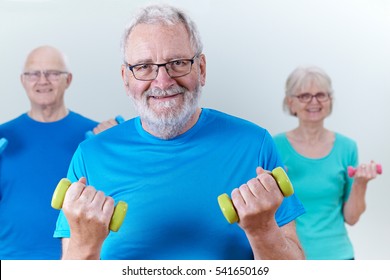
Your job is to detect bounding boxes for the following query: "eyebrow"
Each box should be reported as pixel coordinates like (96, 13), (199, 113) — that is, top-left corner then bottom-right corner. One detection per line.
(128, 59), (154, 65)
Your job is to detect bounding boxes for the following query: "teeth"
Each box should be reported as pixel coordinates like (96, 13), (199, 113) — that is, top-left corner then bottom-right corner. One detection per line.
(37, 89), (52, 93)
(152, 94), (176, 99)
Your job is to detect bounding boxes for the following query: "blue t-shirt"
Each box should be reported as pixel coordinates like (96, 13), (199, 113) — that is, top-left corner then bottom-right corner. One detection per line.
(273, 132), (357, 259)
(0, 112), (97, 259)
(54, 109), (305, 260)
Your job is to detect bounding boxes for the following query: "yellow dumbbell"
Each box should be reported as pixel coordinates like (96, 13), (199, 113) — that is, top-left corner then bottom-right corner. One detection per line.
(51, 178), (128, 232)
(218, 167), (294, 224)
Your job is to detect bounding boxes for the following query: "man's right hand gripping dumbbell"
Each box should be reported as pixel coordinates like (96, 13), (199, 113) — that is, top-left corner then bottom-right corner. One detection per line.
(52, 177), (127, 259)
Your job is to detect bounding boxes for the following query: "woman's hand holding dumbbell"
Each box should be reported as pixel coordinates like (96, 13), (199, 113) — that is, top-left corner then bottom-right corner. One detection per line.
(348, 161), (382, 180)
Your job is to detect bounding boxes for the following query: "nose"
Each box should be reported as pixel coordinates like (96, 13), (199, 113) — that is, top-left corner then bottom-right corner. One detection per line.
(37, 72), (50, 83)
(309, 95), (320, 104)
(152, 65), (175, 90)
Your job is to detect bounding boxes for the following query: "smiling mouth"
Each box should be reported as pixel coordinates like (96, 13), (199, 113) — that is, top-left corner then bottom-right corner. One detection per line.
(150, 93), (181, 100)
(36, 88), (53, 93)
(307, 108), (321, 112)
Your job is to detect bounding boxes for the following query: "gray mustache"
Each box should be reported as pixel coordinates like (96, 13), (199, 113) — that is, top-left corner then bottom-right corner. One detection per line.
(145, 86), (186, 97)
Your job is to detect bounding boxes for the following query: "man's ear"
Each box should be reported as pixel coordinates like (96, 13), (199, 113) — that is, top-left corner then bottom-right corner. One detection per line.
(198, 54), (206, 86)
(65, 73), (73, 89)
(121, 65), (129, 86)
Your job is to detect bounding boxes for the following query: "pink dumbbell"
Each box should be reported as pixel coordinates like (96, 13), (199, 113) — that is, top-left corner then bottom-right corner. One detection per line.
(347, 164), (382, 177)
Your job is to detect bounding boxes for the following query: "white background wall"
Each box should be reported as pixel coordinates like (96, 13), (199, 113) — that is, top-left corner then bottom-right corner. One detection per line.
(1, 0), (389, 259)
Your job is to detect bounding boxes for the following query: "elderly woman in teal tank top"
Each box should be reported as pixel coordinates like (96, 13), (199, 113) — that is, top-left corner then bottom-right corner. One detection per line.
(273, 65), (380, 260)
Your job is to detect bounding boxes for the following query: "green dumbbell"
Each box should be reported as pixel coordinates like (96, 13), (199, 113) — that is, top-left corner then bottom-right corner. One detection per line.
(217, 167), (294, 224)
(51, 178), (128, 232)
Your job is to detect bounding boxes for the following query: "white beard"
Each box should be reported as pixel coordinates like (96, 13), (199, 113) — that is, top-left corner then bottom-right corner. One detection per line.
(129, 84), (201, 139)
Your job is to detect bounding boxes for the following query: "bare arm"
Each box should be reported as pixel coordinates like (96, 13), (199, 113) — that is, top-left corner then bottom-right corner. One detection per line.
(245, 221), (304, 260)
(343, 161), (378, 225)
(61, 238), (70, 259)
(61, 236), (102, 260)
(231, 167), (304, 260)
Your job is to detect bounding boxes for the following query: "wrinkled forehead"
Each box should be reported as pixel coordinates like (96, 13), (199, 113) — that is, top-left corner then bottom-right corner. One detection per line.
(124, 23), (193, 62)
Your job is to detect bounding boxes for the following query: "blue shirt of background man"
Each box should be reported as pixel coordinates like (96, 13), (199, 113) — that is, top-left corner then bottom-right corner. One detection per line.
(0, 112), (97, 259)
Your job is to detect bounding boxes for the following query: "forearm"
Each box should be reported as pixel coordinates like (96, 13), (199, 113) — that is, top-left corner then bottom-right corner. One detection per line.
(61, 238), (102, 260)
(245, 223), (305, 260)
(343, 181), (367, 225)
